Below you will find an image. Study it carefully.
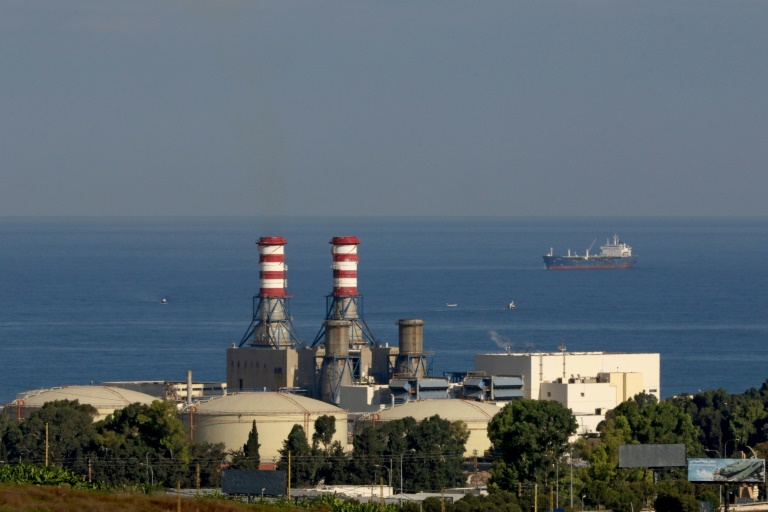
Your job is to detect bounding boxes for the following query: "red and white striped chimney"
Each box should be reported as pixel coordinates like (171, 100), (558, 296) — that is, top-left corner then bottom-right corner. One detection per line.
(258, 237), (288, 298)
(331, 236), (360, 297)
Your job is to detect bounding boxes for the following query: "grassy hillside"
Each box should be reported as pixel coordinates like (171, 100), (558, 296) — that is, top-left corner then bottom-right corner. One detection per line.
(0, 484), (286, 512)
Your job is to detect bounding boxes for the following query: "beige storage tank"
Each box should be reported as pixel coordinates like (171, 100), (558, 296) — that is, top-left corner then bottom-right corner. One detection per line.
(11, 386), (158, 421)
(187, 392), (348, 462)
(376, 399), (502, 457)
(395, 319), (426, 378)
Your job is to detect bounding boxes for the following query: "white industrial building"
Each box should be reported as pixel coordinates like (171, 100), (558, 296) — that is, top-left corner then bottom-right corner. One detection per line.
(475, 350), (660, 436)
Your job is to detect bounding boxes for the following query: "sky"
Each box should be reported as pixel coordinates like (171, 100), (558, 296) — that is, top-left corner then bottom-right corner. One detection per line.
(2, 1), (767, 217)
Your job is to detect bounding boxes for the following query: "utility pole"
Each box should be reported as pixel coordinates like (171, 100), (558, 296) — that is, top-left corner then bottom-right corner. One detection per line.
(287, 451), (291, 500)
(534, 483), (538, 512)
(45, 422), (49, 467)
(550, 485), (554, 511)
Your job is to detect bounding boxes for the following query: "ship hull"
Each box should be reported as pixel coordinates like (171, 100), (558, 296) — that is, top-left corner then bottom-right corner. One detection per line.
(543, 255), (638, 270)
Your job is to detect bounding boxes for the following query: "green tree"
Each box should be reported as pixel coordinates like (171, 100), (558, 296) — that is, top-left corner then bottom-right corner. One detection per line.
(313, 415), (336, 452)
(453, 490), (522, 512)
(277, 424), (317, 487)
(349, 415), (467, 492)
(406, 415), (468, 492)
(605, 393), (702, 454)
(189, 441), (227, 488)
(91, 400), (190, 487)
(10, 400), (98, 477)
(229, 420), (260, 469)
(487, 399), (577, 488)
(311, 415), (349, 484)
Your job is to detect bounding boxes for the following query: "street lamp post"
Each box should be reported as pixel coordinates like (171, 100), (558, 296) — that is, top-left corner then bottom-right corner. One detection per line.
(555, 456), (559, 509)
(570, 446), (574, 508)
(723, 440), (739, 512)
(140, 454), (154, 487)
(400, 449), (415, 495)
(375, 464), (392, 490)
(582, 495), (586, 511)
(705, 450), (723, 510)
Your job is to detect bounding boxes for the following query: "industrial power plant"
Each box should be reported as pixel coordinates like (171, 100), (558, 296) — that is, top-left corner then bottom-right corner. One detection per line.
(7, 234), (661, 466)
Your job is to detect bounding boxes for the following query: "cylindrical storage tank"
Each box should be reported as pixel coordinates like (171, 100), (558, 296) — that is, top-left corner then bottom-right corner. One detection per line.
(398, 319), (424, 355)
(258, 237), (288, 298)
(376, 399), (502, 457)
(13, 386), (158, 422)
(187, 392), (348, 462)
(395, 319), (425, 377)
(320, 320), (353, 404)
(330, 237), (360, 297)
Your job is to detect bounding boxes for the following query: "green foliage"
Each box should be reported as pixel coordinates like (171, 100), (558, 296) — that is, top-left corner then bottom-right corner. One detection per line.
(0, 461), (88, 487)
(190, 441), (227, 488)
(313, 415), (336, 451)
(453, 490), (522, 512)
(602, 392), (702, 455)
(99, 400), (189, 461)
(316, 440), (348, 485)
(406, 415), (468, 492)
(88, 400), (193, 488)
(312, 492), (401, 512)
(654, 490), (700, 512)
(349, 415), (468, 492)
(278, 424), (319, 487)
(487, 399), (577, 488)
(8, 399), (98, 475)
(230, 420), (261, 470)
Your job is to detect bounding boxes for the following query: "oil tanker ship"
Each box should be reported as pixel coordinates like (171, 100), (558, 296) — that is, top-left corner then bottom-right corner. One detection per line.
(543, 234), (637, 269)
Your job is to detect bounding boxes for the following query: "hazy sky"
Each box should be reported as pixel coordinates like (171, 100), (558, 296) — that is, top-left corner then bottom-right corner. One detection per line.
(3, 1), (767, 217)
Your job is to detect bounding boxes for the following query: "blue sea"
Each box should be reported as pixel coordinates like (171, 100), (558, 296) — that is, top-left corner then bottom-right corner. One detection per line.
(1, 217), (767, 404)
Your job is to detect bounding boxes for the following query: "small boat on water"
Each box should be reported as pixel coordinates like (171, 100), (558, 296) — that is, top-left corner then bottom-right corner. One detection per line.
(446, 303), (458, 307)
(506, 301), (516, 310)
(161, 297), (168, 304)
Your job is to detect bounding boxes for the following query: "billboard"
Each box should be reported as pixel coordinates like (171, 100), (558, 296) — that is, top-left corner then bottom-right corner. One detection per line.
(619, 444), (687, 468)
(222, 469), (286, 495)
(688, 458), (766, 483)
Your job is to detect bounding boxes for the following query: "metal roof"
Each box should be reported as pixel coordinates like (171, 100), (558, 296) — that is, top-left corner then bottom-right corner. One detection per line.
(377, 399), (501, 422)
(15, 386), (157, 408)
(194, 392), (346, 416)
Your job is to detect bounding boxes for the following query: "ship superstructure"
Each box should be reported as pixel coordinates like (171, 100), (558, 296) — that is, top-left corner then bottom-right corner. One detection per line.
(543, 234), (637, 269)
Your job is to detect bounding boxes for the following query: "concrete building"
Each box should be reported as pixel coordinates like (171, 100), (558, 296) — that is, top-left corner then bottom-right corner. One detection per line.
(475, 350), (660, 436)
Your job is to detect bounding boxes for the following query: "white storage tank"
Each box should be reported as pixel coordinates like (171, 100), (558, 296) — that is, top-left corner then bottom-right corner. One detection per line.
(187, 392), (348, 462)
(376, 399), (502, 457)
(12, 386), (158, 421)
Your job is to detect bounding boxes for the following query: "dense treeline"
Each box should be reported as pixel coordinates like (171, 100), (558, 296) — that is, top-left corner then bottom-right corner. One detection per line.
(484, 378), (768, 512)
(0, 400), (226, 490)
(2, 377), (768, 511)
(276, 414), (469, 493)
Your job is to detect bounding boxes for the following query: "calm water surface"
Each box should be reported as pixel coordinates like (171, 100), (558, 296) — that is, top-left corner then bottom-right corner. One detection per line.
(1, 216), (767, 403)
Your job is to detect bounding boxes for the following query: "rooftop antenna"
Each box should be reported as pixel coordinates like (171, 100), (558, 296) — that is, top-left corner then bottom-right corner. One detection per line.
(560, 339), (567, 379)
